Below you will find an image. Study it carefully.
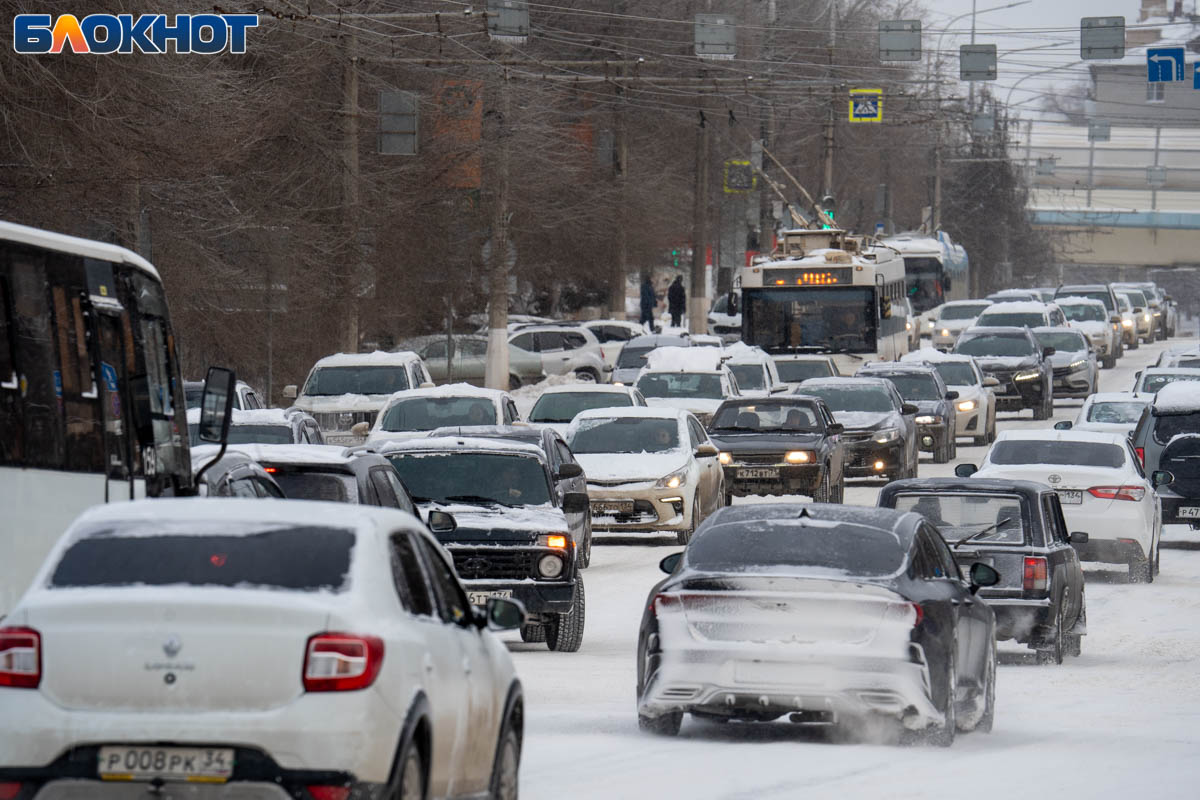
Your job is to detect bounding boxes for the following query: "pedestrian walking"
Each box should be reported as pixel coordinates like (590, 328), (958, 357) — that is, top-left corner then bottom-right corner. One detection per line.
(668, 275), (686, 329)
(640, 275), (658, 332)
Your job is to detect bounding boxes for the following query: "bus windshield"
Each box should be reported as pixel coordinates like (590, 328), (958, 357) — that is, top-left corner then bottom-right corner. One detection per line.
(743, 287), (877, 354)
(903, 257), (944, 313)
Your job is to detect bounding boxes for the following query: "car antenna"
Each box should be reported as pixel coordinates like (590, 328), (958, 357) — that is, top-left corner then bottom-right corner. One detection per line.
(797, 507), (811, 518)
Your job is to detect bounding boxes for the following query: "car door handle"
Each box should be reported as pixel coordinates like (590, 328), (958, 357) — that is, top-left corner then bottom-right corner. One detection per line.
(423, 653), (434, 673)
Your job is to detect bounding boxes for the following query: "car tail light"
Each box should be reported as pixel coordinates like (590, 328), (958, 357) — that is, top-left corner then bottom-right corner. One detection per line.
(1135, 447), (1145, 466)
(649, 593), (681, 617)
(1087, 485), (1146, 502)
(302, 633), (384, 692)
(0, 627), (41, 689)
(1023, 557), (1049, 594)
(307, 787), (350, 800)
(0, 782), (22, 800)
(884, 602), (924, 626)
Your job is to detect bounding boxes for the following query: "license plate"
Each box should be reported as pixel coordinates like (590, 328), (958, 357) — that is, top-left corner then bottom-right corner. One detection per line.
(737, 467), (779, 479)
(324, 432), (364, 445)
(1179, 506), (1200, 519)
(97, 746), (233, 782)
(1057, 490), (1083, 505)
(468, 589), (512, 605)
(593, 500), (634, 515)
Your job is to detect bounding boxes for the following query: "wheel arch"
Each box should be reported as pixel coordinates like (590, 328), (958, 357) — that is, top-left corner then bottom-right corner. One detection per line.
(488, 680), (525, 794)
(385, 690), (433, 799)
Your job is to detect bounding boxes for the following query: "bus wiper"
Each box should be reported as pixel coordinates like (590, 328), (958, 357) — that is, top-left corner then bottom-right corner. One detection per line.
(953, 518), (1012, 548)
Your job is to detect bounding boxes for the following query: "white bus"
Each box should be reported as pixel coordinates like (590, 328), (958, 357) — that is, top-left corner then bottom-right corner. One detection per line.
(882, 230), (971, 316)
(740, 229), (909, 375)
(0, 221), (194, 613)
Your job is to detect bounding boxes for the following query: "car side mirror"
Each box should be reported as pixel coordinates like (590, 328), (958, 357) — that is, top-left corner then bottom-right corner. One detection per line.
(1152, 470), (1174, 488)
(1134, 370), (1142, 379)
(901, 403), (919, 415)
(282, 384), (298, 400)
(659, 552), (683, 574)
(982, 376), (1000, 387)
(945, 390), (959, 401)
(1054, 421), (1073, 430)
(1069, 531), (1089, 545)
(969, 562), (1000, 593)
(1042, 347), (1056, 359)
(556, 463), (584, 480)
(484, 597), (526, 631)
(827, 423), (844, 435)
(419, 382), (436, 389)
(954, 463), (978, 478)
(198, 367), (236, 444)
(1165, 295), (1173, 303)
(695, 442), (719, 458)
(428, 509), (457, 533)
(562, 491), (590, 514)
(770, 385), (790, 394)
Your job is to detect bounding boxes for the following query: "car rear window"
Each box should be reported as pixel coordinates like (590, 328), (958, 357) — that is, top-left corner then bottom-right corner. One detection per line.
(978, 312), (1043, 328)
(940, 304), (990, 321)
(50, 525), (355, 592)
(1153, 412), (1200, 446)
(775, 360), (832, 383)
(989, 440), (1124, 468)
(687, 521), (903, 577)
(892, 493), (1029, 545)
(270, 470), (357, 502)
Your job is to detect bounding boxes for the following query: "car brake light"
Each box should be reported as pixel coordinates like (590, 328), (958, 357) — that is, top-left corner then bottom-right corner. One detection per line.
(1087, 485), (1146, 502)
(1023, 557), (1048, 594)
(1135, 447), (1145, 466)
(264, 466), (278, 473)
(303, 633), (384, 692)
(307, 787), (350, 800)
(0, 782), (22, 800)
(884, 602), (923, 626)
(650, 593), (681, 616)
(0, 627), (41, 689)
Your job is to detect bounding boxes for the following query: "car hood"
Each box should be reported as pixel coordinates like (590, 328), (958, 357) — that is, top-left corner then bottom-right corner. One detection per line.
(418, 502), (568, 545)
(830, 410), (895, 431)
(974, 356), (1039, 372)
(293, 394), (391, 414)
(909, 400), (943, 416)
(644, 397), (724, 416)
(1069, 320), (1109, 337)
(1047, 350), (1088, 368)
(707, 431), (826, 452)
(575, 451), (688, 482)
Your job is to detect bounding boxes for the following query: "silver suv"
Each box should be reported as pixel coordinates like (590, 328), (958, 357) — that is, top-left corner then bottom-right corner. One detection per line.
(508, 324), (612, 383)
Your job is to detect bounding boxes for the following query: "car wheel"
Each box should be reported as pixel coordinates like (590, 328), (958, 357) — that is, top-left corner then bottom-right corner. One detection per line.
(948, 434), (957, 461)
(933, 435), (950, 464)
(723, 489), (733, 506)
(1037, 602), (1065, 665)
(489, 723), (521, 800)
(519, 624), (546, 643)
(973, 428), (989, 447)
(395, 741), (425, 800)
(1128, 335), (1139, 350)
(677, 493), (698, 545)
(546, 576), (586, 652)
(928, 660), (957, 747)
(975, 639), (996, 733)
(573, 368), (599, 383)
(638, 711), (682, 736)
(813, 468), (831, 502)
(833, 476), (846, 504)
(1155, 539), (1161, 577)
(578, 517), (592, 569)
(1130, 551), (1154, 583)
(1102, 353), (1115, 369)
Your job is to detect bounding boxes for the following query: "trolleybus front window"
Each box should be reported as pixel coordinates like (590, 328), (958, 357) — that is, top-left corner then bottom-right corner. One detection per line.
(745, 287), (876, 353)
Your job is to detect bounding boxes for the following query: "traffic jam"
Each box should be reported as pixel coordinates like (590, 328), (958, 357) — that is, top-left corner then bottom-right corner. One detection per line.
(2, 220), (1199, 800)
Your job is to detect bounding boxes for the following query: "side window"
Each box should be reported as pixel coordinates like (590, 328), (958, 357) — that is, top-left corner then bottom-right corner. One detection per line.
(908, 538), (936, 580)
(244, 390), (262, 410)
(510, 333), (535, 352)
(686, 417), (705, 447)
(925, 525), (961, 580)
(389, 531), (436, 617)
(562, 332), (588, 351)
(554, 440), (575, 467)
(424, 340), (447, 359)
(536, 331), (564, 352)
(307, 422), (325, 445)
(256, 478), (285, 498)
(384, 470), (415, 515)
(1127, 442), (1146, 478)
(414, 536), (471, 625)
(1040, 495), (1065, 545)
(633, 390), (647, 406)
(230, 478), (259, 498)
(370, 467), (401, 508)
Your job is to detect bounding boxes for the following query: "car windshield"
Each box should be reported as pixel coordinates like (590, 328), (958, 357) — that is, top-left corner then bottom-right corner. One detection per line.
(978, 312), (1044, 328)
(1087, 402), (1147, 424)
(687, 521), (903, 577)
(184, 386), (204, 409)
(529, 391), (634, 423)
(1060, 290), (1112, 311)
(1153, 412), (1200, 445)
(893, 493), (1028, 545)
(774, 360), (832, 382)
(224, 425), (294, 445)
(932, 363), (977, 386)
(729, 364), (766, 391)
(1035, 332), (1087, 353)
(1060, 304), (1106, 323)
(636, 372), (724, 400)
(1140, 373), (1200, 394)
(941, 304), (990, 321)
(380, 397), (497, 432)
(710, 401), (821, 432)
(989, 440), (1124, 468)
(303, 366), (410, 396)
(570, 417), (680, 454)
(617, 346), (655, 369)
(387, 452), (551, 506)
(872, 373), (939, 401)
(955, 333), (1035, 358)
(1167, 357), (1200, 369)
(49, 523), (354, 592)
(799, 385), (894, 413)
(270, 470), (357, 503)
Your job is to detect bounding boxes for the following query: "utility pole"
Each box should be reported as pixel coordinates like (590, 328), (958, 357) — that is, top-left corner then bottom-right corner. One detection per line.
(610, 71), (629, 320)
(342, 31), (361, 354)
(759, 0), (778, 252)
(822, 0), (837, 202)
(484, 74), (512, 390)
(689, 106), (710, 334)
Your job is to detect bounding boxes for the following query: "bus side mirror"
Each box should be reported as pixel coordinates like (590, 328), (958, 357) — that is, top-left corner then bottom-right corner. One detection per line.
(198, 367), (236, 444)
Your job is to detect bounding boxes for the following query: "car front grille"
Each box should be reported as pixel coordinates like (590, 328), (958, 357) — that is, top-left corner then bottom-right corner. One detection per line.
(841, 431), (874, 443)
(450, 548), (539, 581)
(729, 453), (790, 466)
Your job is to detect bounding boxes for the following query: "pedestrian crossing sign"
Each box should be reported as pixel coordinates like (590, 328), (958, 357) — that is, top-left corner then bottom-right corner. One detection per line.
(849, 88), (883, 123)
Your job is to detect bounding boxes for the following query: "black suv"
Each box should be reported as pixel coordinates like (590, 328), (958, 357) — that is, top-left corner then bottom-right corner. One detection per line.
(879, 477), (1088, 664)
(382, 436), (589, 652)
(857, 363), (959, 463)
(225, 443), (416, 512)
(954, 327), (1055, 420)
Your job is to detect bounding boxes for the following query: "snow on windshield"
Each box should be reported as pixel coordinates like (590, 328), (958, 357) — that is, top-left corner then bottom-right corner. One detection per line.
(799, 384), (893, 413)
(304, 366), (409, 396)
(956, 333), (1034, 358)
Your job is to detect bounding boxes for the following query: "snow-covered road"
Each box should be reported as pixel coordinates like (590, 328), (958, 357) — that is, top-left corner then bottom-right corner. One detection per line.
(510, 336), (1200, 799)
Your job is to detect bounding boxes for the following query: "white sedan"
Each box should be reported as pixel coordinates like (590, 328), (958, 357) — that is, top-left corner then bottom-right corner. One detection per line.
(967, 429), (1161, 582)
(364, 384), (520, 446)
(0, 499), (526, 800)
(901, 349), (998, 445)
(1066, 392), (1152, 436)
(526, 383), (647, 436)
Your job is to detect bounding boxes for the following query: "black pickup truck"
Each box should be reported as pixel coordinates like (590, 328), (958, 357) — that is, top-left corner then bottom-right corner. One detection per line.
(879, 477), (1088, 664)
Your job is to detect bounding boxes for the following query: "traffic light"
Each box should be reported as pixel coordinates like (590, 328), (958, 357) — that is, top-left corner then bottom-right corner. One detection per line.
(819, 195), (836, 228)
(672, 248), (680, 267)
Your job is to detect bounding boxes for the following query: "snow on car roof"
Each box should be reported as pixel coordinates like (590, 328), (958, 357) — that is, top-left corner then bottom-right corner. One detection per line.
(645, 346), (724, 372)
(625, 334), (690, 348)
(537, 384), (634, 396)
(799, 376), (892, 388)
(222, 443), (360, 465)
(382, 383), (508, 405)
(228, 408), (296, 426)
(1054, 296), (1107, 308)
(994, 429), (1127, 445)
(572, 406), (687, 421)
(1086, 392), (1151, 404)
(979, 301), (1053, 314)
(722, 342), (771, 364)
(312, 350), (422, 368)
(901, 348), (974, 364)
(378, 436), (546, 457)
(771, 353), (834, 362)
(941, 299), (993, 307)
(1153, 381), (1200, 414)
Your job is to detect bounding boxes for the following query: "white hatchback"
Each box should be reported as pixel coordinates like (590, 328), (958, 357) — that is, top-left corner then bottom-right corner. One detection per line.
(0, 499), (526, 800)
(969, 430), (1161, 582)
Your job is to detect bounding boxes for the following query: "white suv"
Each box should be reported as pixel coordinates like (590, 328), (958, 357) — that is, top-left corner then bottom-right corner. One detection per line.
(507, 325), (612, 383)
(0, 499), (525, 800)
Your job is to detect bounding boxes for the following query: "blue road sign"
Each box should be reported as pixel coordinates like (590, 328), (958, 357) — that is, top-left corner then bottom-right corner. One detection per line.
(1147, 46), (1185, 82)
(1195, 64), (1200, 90)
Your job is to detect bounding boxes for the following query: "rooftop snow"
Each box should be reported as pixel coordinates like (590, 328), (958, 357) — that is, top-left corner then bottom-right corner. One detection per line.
(223, 443), (358, 465)
(994, 429), (1127, 445)
(572, 406), (686, 421)
(228, 408), (295, 426)
(1154, 381), (1200, 414)
(979, 301), (1052, 314)
(1054, 296), (1107, 309)
(645, 346), (724, 372)
(537, 384), (636, 396)
(378, 436), (545, 457)
(382, 383), (509, 404)
(312, 350), (422, 368)
(901, 348), (974, 365)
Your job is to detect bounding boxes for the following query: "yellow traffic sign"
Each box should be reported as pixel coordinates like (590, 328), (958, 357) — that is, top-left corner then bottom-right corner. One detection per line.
(849, 88), (883, 123)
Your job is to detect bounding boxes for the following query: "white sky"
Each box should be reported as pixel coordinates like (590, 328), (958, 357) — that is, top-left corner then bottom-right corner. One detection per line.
(920, 0), (1183, 114)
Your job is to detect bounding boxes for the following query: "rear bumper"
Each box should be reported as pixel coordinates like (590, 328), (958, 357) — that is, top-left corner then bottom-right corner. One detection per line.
(722, 463), (822, 498)
(1159, 495), (1200, 526)
(986, 598), (1054, 644)
(1073, 538), (1146, 566)
(0, 688), (401, 786)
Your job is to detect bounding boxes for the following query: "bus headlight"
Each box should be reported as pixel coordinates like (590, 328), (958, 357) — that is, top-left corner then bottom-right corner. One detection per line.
(957, 399), (977, 412)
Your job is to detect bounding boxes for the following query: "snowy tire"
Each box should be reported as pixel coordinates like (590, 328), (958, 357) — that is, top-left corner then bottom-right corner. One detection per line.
(520, 624), (546, 644)
(638, 711), (682, 737)
(546, 576), (585, 652)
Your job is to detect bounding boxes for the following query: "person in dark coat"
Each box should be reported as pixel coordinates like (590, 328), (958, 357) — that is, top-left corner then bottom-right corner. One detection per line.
(667, 275), (686, 328)
(640, 275), (658, 331)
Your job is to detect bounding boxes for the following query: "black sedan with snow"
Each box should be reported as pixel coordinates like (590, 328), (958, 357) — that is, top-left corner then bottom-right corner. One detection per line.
(706, 396), (846, 504)
(636, 504), (999, 746)
(856, 363), (959, 463)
